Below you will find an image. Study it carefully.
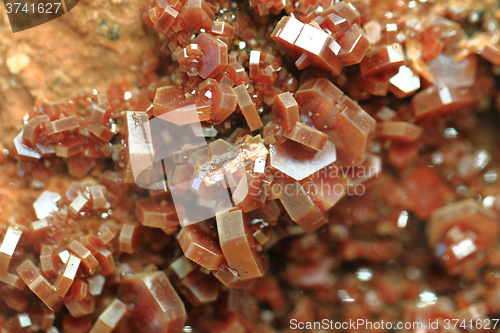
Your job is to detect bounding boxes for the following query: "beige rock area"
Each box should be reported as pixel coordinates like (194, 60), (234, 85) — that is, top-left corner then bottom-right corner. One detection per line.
(0, 0), (158, 142)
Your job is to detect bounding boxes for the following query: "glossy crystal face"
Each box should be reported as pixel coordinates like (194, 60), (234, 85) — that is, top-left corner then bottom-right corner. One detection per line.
(3, 0), (500, 332)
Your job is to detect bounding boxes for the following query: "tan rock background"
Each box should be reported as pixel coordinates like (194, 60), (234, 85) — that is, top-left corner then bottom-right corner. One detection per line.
(0, 0), (157, 142)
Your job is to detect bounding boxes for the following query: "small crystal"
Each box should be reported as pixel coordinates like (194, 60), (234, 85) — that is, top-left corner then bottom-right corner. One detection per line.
(0, 271), (25, 290)
(67, 240), (99, 274)
(359, 43), (405, 76)
(88, 274), (106, 296)
(33, 191), (61, 219)
(337, 24), (369, 66)
(68, 193), (88, 218)
(376, 121), (423, 143)
(233, 84), (263, 131)
(0, 226), (22, 275)
(177, 222), (225, 271)
(118, 271), (186, 333)
(135, 198), (180, 229)
(273, 92), (300, 131)
(13, 130), (41, 161)
(216, 208), (268, 280)
(192, 33), (228, 79)
(95, 248), (116, 276)
(65, 297), (95, 318)
(118, 223), (141, 254)
(199, 79), (237, 124)
(429, 199), (499, 249)
(283, 122), (328, 151)
(363, 20), (382, 44)
(270, 140), (337, 181)
(66, 278), (88, 302)
(295, 78), (343, 131)
(388, 65), (420, 98)
(54, 254), (81, 297)
(16, 260), (63, 310)
(167, 256), (219, 306)
(323, 13), (349, 37)
(484, 170), (497, 183)
(451, 239), (477, 260)
(154, 5), (179, 34)
(178, 0), (215, 31)
(88, 299), (128, 333)
(279, 182), (327, 233)
(331, 1), (360, 26)
(327, 96), (376, 166)
(412, 86), (478, 120)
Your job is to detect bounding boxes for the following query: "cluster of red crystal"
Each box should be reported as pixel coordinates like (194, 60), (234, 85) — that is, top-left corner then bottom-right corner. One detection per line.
(4, 0), (500, 332)
(271, 3), (369, 74)
(14, 81), (156, 180)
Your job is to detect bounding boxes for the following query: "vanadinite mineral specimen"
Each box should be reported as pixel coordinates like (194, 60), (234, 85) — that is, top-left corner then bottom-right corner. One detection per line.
(3, 0), (500, 332)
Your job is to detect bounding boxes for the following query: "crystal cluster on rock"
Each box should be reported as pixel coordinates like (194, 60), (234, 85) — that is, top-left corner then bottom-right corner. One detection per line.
(3, 0), (500, 332)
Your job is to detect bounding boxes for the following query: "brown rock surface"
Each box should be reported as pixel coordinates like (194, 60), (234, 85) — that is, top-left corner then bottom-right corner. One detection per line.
(0, 0), (156, 142)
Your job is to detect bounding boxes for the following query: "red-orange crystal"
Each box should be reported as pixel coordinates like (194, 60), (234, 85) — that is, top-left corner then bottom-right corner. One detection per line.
(216, 208), (268, 280)
(177, 222), (225, 270)
(5, 0), (500, 331)
(118, 271), (186, 333)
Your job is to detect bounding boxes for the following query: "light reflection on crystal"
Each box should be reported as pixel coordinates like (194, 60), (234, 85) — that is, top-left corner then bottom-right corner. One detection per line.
(18, 313), (31, 328)
(397, 210), (409, 228)
(419, 291), (437, 304)
(451, 239), (476, 260)
(338, 289), (355, 302)
(59, 250), (70, 264)
(482, 196), (495, 209)
(444, 127), (458, 139)
(33, 191), (61, 219)
(270, 140), (336, 181)
(356, 268), (373, 281)
(484, 170), (497, 183)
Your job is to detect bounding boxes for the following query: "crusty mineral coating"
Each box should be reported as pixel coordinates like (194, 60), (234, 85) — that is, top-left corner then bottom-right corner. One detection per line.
(3, 0), (500, 331)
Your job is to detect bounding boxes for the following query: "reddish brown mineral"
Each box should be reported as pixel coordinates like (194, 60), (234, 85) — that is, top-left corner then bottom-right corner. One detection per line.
(273, 92), (300, 131)
(135, 198), (179, 229)
(118, 223), (142, 254)
(88, 299), (128, 333)
(0, 226), (23, 276)
(54, 254), (81, 297)
(67, 240), (99, 274)
(4, 0), (500, 331)
(233, 84), (263, 131)
(216, 208), (268, 280)
(295, 77), (343, 130)
(16, 260), (63, 311)
(412, 86), (478, 120)
(284, 122), (328, 151)
(177, 222), (224, 270)
(359, 43), (405, 76)
(118, 271), (186, 333)
(376, 121), (423, 143)
(192, 33), (228, 79)
(327, 95), (376, 166)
